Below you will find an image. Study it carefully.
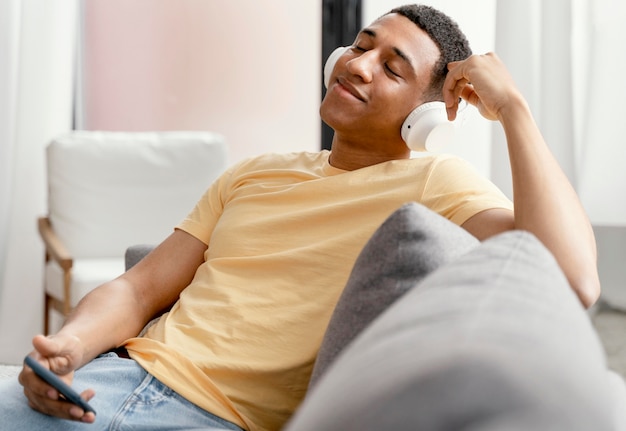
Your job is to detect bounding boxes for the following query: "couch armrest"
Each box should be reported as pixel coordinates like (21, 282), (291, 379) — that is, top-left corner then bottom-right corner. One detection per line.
(37, 216), (73, 271)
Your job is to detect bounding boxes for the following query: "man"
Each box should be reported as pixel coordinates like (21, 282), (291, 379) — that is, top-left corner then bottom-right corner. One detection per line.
(2, 4), (600, 431)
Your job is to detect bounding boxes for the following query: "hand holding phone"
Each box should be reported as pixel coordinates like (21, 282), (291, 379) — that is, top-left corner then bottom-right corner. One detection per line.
(24, 355), (96, 415)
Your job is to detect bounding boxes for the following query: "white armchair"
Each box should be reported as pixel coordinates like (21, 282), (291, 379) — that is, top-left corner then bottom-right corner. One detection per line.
(39, 131), (228, 334)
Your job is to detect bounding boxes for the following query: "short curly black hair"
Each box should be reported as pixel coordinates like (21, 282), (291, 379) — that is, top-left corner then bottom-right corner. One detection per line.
(387, 4), (472, 101)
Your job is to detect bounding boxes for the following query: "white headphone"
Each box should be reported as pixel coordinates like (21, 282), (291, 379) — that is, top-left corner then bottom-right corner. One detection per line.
(324, 46), (464, 152)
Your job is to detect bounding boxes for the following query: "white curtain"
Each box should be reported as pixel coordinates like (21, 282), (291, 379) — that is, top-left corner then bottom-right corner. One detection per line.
(0, 0), (77, 364)
(492, 0), (577, 197)
(493, 0), (626, 217)
(576, 0), (626, 225)
(0, 0), (20, 306)
(493, 0), (626, 306)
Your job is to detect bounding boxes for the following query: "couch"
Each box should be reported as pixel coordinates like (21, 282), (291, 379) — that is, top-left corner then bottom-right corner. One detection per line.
(7, 202), (626, 429)
(282, 202), (626, 430)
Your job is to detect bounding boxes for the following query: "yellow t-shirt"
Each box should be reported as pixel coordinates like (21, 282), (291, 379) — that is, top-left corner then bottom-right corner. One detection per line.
(124, 150), (513, 431)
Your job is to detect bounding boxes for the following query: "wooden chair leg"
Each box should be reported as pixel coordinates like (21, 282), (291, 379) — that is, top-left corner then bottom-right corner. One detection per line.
(42, 268), (72, 335)
(43, 293), (50, 335)
(62, 269), (72, 317)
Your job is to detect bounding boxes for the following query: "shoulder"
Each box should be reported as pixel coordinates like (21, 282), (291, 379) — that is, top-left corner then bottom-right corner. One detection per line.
(407, 152), (491, 185)
(213, 151), (332, 191)
(230, 151), (330, 172)
(411, 152), (480, 170)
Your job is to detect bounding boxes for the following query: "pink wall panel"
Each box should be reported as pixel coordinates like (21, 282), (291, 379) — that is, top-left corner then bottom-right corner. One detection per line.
(80, 0), (321, 163)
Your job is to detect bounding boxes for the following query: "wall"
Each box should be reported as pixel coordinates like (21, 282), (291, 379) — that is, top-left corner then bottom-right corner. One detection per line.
(79, 0), (497, 173)
(79, 0), (322, 165)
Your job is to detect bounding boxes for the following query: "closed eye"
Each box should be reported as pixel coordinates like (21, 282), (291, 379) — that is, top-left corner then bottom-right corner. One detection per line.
(352, 46), (401, 78)
(385, 63), (401, 77)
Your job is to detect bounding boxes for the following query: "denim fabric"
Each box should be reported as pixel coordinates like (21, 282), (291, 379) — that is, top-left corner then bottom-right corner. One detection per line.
(0, 353), (243, 431)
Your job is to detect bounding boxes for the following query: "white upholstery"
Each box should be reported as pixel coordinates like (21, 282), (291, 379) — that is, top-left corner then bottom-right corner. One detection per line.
(45, 258), (126, 306)
(42, 131), (228, 317)
(47, 131), (227, 258)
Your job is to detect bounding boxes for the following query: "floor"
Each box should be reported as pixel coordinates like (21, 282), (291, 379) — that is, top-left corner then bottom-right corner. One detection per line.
(592, 300), (626, 379)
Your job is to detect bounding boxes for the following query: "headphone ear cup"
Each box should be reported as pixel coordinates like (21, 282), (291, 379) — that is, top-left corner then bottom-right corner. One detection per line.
(401, 101), (455, 152)
(324, 46), (349, 89)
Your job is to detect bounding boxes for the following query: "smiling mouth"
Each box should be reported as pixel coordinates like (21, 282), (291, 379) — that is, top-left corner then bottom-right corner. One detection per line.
(336, 77), (366, 102)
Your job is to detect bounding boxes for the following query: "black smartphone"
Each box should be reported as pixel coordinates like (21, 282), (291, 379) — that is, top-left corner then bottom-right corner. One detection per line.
(24, 355), (96, 415)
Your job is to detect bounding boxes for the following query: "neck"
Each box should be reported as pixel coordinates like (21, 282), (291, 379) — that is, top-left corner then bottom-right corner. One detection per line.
(328, 136), (411, 171)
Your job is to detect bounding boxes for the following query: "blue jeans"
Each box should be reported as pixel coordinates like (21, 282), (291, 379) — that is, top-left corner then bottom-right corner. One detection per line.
(0, 353), (244, 431)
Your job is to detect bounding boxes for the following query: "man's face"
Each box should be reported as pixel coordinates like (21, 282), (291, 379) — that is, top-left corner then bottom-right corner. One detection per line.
(320, 13), (440, 148)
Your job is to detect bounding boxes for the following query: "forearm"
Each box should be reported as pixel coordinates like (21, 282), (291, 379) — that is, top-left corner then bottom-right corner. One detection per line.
(52, 230), (207, 366)
(443, 53), (599, 306)
(500, 97), (600, 307)
(55, 278), (153, 367)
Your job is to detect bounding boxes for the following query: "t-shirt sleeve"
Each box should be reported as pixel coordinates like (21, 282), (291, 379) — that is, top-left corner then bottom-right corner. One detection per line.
(419, 155), (514, 226)
(176, 164), (237, 245)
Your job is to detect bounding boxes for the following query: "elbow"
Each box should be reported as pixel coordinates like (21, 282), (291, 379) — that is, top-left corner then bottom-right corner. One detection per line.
(572, 273), (601, 309)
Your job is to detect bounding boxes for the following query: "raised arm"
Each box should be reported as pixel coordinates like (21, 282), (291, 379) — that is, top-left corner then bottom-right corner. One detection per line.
(20, 228), (207, 422)
(445, 52), (600, 308)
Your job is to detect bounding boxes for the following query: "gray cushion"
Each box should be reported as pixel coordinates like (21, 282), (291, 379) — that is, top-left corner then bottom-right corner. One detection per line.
(124, 244), (155, 271)
(309, 202), (479, 386)
(287, 231), (615, 431)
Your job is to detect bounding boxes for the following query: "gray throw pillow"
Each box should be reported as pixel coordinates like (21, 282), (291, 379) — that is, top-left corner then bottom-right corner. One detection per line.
(287, 231), (615, 431)
(309, 202), (479, 387)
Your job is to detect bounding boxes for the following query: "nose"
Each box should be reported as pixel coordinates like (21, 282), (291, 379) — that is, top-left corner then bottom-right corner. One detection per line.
(345, 51), (377, 83)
